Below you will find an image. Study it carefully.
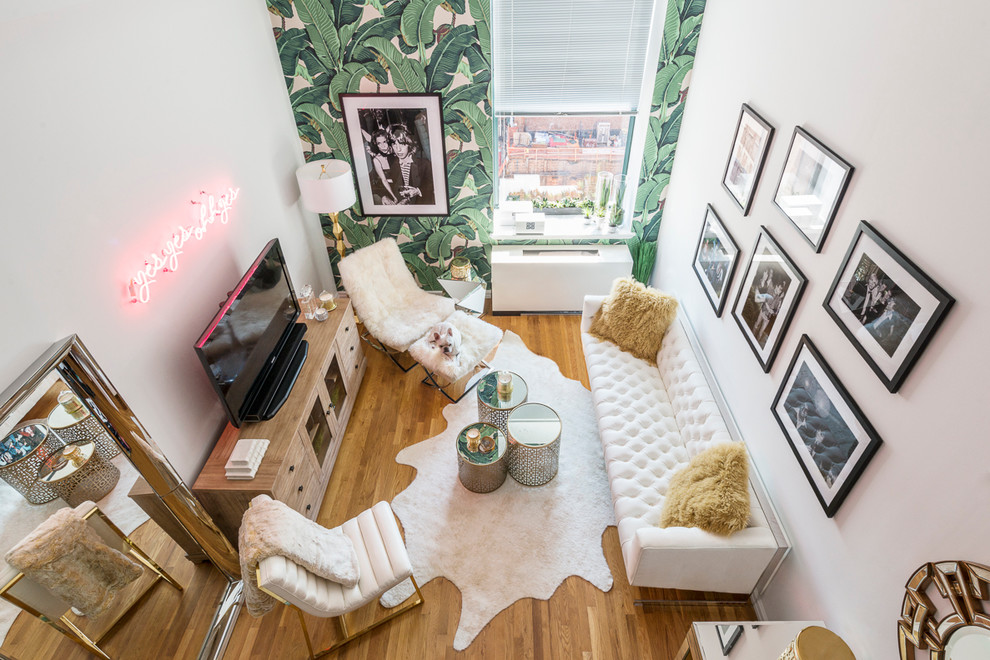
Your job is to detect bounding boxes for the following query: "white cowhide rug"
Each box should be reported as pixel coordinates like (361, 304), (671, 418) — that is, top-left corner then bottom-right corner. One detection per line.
(381, 331), (615, 650)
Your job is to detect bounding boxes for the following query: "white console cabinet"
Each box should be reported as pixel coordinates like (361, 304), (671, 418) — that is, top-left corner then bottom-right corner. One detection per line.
(491, 244), (632, 313)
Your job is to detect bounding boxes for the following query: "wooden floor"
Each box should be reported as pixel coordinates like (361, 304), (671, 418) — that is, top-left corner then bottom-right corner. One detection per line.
(0, 311), (753, 660)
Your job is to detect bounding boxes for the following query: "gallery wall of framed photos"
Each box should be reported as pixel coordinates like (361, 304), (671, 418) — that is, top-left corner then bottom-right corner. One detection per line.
(647, 3), (986, 654)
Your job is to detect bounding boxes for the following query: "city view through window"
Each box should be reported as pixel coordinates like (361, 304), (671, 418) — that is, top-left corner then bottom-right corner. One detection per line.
(497, 114), (631, 209)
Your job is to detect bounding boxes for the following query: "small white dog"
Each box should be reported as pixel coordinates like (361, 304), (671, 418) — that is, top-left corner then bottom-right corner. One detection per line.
(428, 321), (461, 360)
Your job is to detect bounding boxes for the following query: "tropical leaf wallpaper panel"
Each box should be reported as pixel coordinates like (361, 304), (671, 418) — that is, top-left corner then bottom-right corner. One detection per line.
(269, 0), (706, 289)
(631, 0), (707, 283)
(268, 0), (493, 291)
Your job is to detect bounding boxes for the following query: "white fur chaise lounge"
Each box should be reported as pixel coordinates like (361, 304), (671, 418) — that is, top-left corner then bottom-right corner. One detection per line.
(338, 237), (455, 353)
(581, 295), (787, 594)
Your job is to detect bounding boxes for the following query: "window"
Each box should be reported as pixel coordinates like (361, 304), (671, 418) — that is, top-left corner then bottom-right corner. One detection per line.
(493, 0), (659, 210)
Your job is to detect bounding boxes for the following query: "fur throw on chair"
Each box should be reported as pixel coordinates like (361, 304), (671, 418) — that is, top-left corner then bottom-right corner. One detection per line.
(338, 238), (455, 352)
(4, 506), (142, 617)
(239, 495), (360, 617)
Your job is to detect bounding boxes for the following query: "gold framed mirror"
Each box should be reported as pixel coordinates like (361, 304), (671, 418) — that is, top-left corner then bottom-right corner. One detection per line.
(898, 560), (990, 659)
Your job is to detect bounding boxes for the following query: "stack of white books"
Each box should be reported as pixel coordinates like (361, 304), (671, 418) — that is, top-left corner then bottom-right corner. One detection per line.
(224, 438), (269, 480)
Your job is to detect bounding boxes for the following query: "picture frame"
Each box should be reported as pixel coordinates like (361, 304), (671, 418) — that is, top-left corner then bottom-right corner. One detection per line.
(716, 624), (744, 655)
(772, 127), (853, 252)
(731, 228), (807, 372)
(340, 93), (450, 217)
(722, 104), (775, 216)
(823, 221), (954, 392)
(692, 205), (741, 317)
(772, 335), (882, 517)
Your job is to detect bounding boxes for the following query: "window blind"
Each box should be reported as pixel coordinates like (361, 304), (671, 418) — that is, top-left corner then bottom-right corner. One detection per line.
(492, 0), (657, 115)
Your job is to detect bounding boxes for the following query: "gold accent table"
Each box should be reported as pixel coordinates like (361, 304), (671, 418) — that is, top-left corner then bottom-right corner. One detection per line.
(0, 421), (64, 504)
(476, 371), (527, 434)
(506, 403), (561, 486)
(47, 391), (121, 461)
(37, 440), (120, 507)
(456, 423), (508, 493)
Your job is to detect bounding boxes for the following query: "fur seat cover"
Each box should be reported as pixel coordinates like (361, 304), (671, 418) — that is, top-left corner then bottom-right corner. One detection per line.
(409, 311), (503, 382)
(239, 494), (359, 617)
(4, 503), (142, 617)
(338, 238), (454, 352)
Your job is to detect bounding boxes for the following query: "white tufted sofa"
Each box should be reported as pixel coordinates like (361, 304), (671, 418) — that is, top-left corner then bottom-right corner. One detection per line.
(581, 296), (783, 594)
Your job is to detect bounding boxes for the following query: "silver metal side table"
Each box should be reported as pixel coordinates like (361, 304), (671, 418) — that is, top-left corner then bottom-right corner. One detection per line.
(476, 370), (527, 434)
(506, 403), (561, 486)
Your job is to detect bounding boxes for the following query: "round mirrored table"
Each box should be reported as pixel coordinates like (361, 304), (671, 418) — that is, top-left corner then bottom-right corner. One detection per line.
(0, 422), (64, 504)
(476, 370), (528, 434)
(37, 440), (120, 507)
(47, 390), (120, 460)
(506, 403), (562, 486)
(456, 423), (508, 493)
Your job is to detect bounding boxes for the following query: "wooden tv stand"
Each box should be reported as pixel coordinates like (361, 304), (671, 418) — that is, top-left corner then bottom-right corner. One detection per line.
(192, 298), (365, 547)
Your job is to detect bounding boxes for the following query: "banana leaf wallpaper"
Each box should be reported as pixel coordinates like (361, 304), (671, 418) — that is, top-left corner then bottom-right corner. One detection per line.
(632, 0), (707, 283)
(268, 0), (494, 291)
(268, 0), (706, 289)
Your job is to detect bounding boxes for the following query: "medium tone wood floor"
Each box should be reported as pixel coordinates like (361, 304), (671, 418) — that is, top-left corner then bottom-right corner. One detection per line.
(1, 311), (753, 660)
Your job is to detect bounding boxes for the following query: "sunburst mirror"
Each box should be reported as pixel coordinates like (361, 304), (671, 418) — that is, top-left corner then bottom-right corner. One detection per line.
(898, 560), (990, 659)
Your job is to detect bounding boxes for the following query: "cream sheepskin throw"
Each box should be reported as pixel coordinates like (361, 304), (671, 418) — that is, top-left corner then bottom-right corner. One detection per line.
(408, 311), (503, 383)
(338, 238), (455, 351)
(4, 506), (142, 617)
(239, 495), (359, 617)
(659, 442), (751, 536)
(590, 277), (678, 363)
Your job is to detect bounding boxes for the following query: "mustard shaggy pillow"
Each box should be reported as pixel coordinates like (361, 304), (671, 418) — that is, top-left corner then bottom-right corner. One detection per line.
(659, 442), (751, 536)
(589, 278), (678, 363)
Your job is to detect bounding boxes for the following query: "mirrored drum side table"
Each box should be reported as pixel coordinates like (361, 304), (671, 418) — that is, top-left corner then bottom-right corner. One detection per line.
(506, 403), (562, 486)
(476, 370), (528, 434)
(456, 423), (508, 493)
(0, 421), (65, 504)
(47, 390), (121, 461)
(37, 440), (120, 508)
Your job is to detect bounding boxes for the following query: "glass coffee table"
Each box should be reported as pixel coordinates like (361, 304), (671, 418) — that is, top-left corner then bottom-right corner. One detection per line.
(456, 423), (508, 493)
(506, 403), (562, 486)
(476, 370), (528, 434)
(37, 440), (120, 507)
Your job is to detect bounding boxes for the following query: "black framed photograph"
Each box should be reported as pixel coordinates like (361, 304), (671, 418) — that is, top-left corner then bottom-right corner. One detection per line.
(731, 228), (807, 372)
(340, 93), (449, 217)
(772, 127), (854, 252)
(772, 335), (883, 517)
(716, 624), (744, 655)
(693, 205), (740, 316)
(722, 104), (775, 216)
(823, 221), (954, 392)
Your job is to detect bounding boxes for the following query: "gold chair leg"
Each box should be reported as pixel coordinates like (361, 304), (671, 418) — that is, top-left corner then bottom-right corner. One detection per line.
(58, 614), (113, 660)
(285, 576), (425, 660)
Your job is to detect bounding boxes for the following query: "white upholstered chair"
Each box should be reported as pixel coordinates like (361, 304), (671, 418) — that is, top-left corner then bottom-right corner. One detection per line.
(338, 238), (502, 402)
(255, 501), (423, 659)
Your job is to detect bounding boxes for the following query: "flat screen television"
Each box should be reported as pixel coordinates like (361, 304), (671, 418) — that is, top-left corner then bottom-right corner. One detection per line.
(194, 238), (308, 428)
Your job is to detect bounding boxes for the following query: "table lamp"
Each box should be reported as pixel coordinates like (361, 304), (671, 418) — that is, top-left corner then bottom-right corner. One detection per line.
(296, 160), (357, 258)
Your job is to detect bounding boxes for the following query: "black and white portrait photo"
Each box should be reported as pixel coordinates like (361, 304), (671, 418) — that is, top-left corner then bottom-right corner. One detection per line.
(341, 93), (449, 217)
(731, 228), (806, 371)
(772, 336), (882, 517)
(825, 221), (954, 392)
(722, 104), (774, 216)
(692, 205), (740, 316)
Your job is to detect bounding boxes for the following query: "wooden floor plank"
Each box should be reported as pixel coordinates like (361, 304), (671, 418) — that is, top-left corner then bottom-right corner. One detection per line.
(0, 308), (754, 659)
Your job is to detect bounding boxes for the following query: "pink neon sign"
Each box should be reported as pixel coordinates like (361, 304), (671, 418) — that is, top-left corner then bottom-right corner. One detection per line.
(128, 187), (240, 304)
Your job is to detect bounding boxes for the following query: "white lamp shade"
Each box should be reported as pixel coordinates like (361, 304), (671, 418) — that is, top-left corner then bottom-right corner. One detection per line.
(296, 159), (357, 214)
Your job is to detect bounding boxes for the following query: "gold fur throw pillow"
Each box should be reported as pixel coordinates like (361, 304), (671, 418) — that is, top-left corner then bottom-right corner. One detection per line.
(659, 442), (751, 536)
(590, 278), (678, 363)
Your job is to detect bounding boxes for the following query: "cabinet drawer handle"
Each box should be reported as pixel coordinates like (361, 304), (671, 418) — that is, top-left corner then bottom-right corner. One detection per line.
(350, 346), (354, 352)
(306, 504), (312, 512)
(298, 485), (304, 493)
(354, 364), (358, 370)
(344, 325), (350, 333)
(288, 465), (295, 472)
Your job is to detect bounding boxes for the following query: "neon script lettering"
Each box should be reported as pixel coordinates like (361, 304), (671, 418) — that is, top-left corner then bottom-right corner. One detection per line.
(128, 187), (240, 304)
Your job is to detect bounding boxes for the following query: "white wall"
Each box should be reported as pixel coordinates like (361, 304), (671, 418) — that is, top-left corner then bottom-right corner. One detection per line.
(0, 0), (331, 482)
(655, 0), (990, 656)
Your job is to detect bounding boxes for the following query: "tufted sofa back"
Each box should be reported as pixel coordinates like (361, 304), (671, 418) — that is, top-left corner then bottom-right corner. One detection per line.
(656, 321), (733, 460)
